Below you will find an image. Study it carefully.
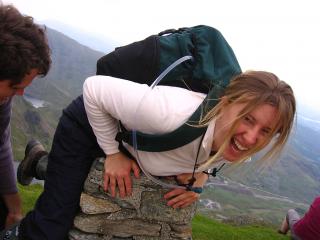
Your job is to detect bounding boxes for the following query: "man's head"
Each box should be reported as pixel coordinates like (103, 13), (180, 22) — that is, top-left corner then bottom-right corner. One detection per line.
(0, 4), (51, 101)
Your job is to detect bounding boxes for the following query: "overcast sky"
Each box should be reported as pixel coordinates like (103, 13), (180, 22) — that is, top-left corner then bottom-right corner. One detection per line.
(3, 0), (320, 117)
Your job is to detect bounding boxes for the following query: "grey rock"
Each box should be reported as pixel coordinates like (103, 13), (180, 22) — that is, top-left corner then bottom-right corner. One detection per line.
(169, 224), (192, 239)
(80, 193), (121, 214)
(140, 191), (196, 224)
(70, 159), (196, 240)
(69, 228), (112, 240)
(107, 208), (137, 220)
(133, 236), (161, 240)
(159, 223), (171, 240)
(74, 214), (161, 237)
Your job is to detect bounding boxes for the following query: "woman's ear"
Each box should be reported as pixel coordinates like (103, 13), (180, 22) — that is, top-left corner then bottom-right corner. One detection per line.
(220, 96), (230, 106)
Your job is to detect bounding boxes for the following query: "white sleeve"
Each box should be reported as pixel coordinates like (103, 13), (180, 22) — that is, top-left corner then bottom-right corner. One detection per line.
(83, 75), (149, 155)
(83, 75), (205, 155)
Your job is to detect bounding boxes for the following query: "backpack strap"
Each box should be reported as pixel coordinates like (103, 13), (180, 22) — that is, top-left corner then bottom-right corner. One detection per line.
(115, 102), (207, 152)
(115, 123), (206, 152)
(115, 87), (221, 152)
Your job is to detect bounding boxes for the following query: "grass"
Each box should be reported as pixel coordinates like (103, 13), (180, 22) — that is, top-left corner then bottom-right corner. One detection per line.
(192, 215), (290, 240)
(19, 184), (291, 240)
(18, 184), (43, 215)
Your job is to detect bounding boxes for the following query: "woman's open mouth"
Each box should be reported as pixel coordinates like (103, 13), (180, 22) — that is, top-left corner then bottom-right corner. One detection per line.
(231, 137), (249, 152)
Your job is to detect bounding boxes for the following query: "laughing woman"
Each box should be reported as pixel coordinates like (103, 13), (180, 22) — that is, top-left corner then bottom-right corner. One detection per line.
(9, 70), (295, 240)
(82, 70), (295, 208)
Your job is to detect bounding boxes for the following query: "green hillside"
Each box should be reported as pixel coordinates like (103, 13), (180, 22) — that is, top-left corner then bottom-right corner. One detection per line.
(11, 27), (105, 159)
(198, 180), (308, 226)
(192, 215), (289, 240)
(220, 145), (320, 204)
(25, 28), (104, 109)
(11, 97), (57, 160)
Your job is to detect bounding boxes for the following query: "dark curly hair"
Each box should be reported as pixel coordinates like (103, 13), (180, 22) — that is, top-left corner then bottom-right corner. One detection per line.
(0, 4), (51, 84)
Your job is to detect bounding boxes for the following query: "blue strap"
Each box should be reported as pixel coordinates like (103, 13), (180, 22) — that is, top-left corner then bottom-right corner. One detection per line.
(186, 186), (203, 194)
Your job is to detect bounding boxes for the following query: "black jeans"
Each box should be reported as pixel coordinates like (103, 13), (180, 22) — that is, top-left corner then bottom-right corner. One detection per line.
(20, 95), (104, 240)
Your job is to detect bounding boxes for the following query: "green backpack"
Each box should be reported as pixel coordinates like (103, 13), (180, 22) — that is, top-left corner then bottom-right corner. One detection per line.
(97, 25), (242, 152)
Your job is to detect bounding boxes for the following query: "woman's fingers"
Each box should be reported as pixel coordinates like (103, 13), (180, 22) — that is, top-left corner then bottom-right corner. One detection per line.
(116, 176), (126, 198)
(104, 173), (132, 198)
(164, 188), (185, 208)
(102, 154), (139, 198)
(109, 176), (117, 197)
(124, 175), (132, 196)
(164, 188), (185, 200)
(103, 174), (109, 192)
(131, 161), (141, 179)
(164, 188), (199, 209)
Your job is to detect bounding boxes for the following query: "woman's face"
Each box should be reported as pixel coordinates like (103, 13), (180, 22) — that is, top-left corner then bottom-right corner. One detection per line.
(213, 102), (279, 162)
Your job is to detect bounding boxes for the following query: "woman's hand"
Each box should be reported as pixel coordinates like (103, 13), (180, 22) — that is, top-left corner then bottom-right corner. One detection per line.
(103, 152), (140, 198)
(163, 172), (209, 208)
(164, 188), (200, 208)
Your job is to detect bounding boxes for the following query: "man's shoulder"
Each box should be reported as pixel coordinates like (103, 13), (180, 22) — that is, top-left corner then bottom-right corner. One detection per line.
(0, 98), (12, 127)
(0, 98), (12, 110)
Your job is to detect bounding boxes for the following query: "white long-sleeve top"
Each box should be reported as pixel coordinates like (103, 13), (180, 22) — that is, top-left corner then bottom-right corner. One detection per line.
(83, 75), (226, 176)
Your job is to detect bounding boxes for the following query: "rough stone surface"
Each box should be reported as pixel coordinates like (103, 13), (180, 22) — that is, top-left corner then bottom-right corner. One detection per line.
(106, 208), (137, 220)
(74, 214), (161, 237)
(69, 229), (112, 240)
(80, 193), (121, 214)
(69, 159), (195, 240)
(169, 224), (193, 239)
(140, 191), (196, 224)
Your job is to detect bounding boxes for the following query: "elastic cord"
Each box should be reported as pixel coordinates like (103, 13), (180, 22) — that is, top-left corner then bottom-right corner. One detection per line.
(132, 56), (194, 189)
(189, 134), (205, 186)
(150, 56), (193, 89)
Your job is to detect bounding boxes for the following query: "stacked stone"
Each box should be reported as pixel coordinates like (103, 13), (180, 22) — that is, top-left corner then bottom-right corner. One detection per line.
(69, 158), (196, 240)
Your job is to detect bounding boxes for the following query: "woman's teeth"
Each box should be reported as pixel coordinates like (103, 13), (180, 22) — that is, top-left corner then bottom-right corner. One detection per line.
(233, 138), (248, 151)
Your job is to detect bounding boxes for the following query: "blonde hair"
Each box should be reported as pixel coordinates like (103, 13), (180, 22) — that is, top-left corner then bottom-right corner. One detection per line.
(198, 70), (296, 170)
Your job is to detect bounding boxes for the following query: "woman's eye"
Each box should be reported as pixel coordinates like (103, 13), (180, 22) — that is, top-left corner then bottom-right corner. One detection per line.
(244, 116), (252, 123)
(262, 129), (271, 135)
(259, 128), (270, 137)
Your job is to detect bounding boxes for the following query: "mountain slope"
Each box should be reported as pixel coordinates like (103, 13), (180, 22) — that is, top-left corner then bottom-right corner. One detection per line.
(11, 27), (105, 158)
(40, 19), (116, 53)
(25, 28), (104, 109)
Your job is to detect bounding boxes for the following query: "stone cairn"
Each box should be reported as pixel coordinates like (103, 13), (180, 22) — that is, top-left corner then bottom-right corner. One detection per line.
(69, 158), (196, 240)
